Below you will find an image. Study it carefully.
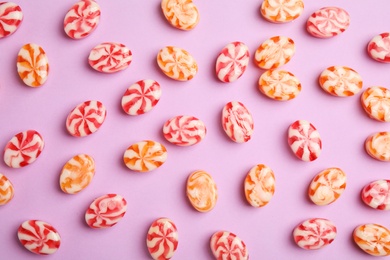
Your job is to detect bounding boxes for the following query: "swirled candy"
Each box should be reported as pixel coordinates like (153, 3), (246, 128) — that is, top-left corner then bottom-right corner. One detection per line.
(361, 86), (390, 122)
(0, 173), (14, 205)
(365, 132), (390, 161)
(361, 180), (390, 210)
(210, 231), (249, 260)
(163, 115), (206, 146)
(222, 101), (254, 143)
(3, 130), (44, 168)
(60, 154), (95, 194)
(89, 42), (132, 73)
(260, 0), (304, 23)
(161, 0), (199, 30)
(146, 218), (178, 260)
(307, 7), (350, 38)
(254, 36), (295, 69)
(244, 164), (275, 208)
(319, 66), (363, 97)
(368, 33), (390, 63)
(0, 2), (23, 38)
(354, 224), (390, 256)
(186, 170), (218, 212)
(258, 69), (301, 101)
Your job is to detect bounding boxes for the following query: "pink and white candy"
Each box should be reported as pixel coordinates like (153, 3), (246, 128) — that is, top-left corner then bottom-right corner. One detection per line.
(0, 2), (23, 38)
(306, 7), (350, 38)
(222, 101), (254, 143)
(361, 180), (390, 210)
(210, 231), (249, 260)
(163, 115), (207, 146)
(89, 42), (132, 73)
(122, 80), (162, 115)
(146, 217), (178, 260)
(367, 33), (390, 63)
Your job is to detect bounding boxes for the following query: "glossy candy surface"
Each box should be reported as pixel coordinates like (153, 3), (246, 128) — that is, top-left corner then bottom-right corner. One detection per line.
(186, 170), (218, 212)
(361, 180), (390, 210)
(258, 69), (301, 101)
(260, 0), (304, 23)
(0, 2), (23, 38)
(60, 154), (95, 194)
(365, 132), (390, 161)
(161, 0), (199, 30)
(146, 217), (178, 260)
(361, 86), (390, 122)
(163, 115), (206, 146)
(121, 80), (161, 115)
(89, 42), (132, 73)
(254, 36), (295, 69)
(0, 173), (14, 205)
(244, 164), (275, 207)
(367, 32), (390, 63)
(222, 101), (254, 143)
(354, 224), (390, 256)
(307, 7), (350, 38)
(210, 231), (249, 260)
(319, 66), (363, 97)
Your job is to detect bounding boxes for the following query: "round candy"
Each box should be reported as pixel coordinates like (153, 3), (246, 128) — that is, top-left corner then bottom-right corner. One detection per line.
(361, 180), (390, 210)
(157, 46), (198, 81)
(18, 220), (61, 255)
(161, 0), (199, 30)
(308, 168), (346, 206)
(365, 132), (390, 161)
(260, 0), (304, 23)
(0, 173), (14, 205)
(319, 66), (363, 97)
(0, 2), (23, 38)
(293, 218), (337, 250)
(66, 100), (107, 137)
(367, 32), (390, 63)
(210, 231), (249, 260)
(163, 115), (206, 146)
(354, 224), (390, 256)
(258, 69), (301, 101)
(63, 0), (100, 39)
(186, 170), (218, 212)
(244, 164), (275, 208)
(288, 120), (322, 162)
(89, 42), (132, 73)
(215, 42), (250, 83)
(123, 140), (167, 172)
(121, 79), (162, 115)
(307, 7), (350, 38)
(361, 86), (390, 122)
(60, 154), (95, 194)
(85, 194), (127, 229)
(146, 217), (178, 260)
(222, 101), (254, 143)
(254, 36), (295, 70)
(3, 130), (44, 168)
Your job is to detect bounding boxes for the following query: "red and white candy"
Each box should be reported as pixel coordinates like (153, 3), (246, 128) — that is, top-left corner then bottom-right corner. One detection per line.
(89, 42), (132, 73)
(367, 32), (390, 63)
(210, 231), (249, 260)
(361, 86), (390, 122)
(361, 180), (390, 210)
(163, 115), (206, 146)
(122, 80), (161, 115)
(222, 101), (254, 143)
(307, 7), (350, 38)
(146, 217), (178, 260)
(0, 173), (14, 205)
(0, 2), (23, 38)
(365, 132), (390, 161)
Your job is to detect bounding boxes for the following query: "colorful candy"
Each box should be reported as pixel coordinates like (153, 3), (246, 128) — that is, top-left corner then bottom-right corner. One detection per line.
(161, 0), (199, 30)
(244, 164), (275, 207)
(163, 115), (206, 146)
(60, 154), (95, 194)
(0, 2), (23, 38)
(367, 33), (390, 63)
(361, 86), (390, 122)
(157, 46), (198, 81)
(88, 42), (132, 73)
(85, 194), (127, 229)
(258, 69), (301, 101)
(17, 220), (61, 255)
(0, 173), (14, 205)
(293, 218), (337, 250)
(186, 170), (218, 212)
(215, 42), (250, 83)
(123, 140), (167, 172)
(222, 101), (254, 143)
(146, 217), (178, 260)
(288, 120), (322, 162)
(66, 100), (107, 137)
(365, 132), (390, 161)
(353, 223), (390, 256)
(63, 0), (101, 39)
(17, 43), (49, 87)
(210, 231), (249, 260)
(260, 0), (304, 23)
(3, 130), (44, 168)
(254, 36), (295, 70)
(307, 7), (350, 38)
(319, 66), (363, 97)
(361, 180), (390, 210)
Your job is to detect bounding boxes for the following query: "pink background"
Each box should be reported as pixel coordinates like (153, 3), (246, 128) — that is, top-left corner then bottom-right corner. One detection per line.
(1, 0), (390, 259)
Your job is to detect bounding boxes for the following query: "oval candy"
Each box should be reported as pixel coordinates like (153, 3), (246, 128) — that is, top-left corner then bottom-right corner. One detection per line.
(222, 101), (254, 143)
(89, 42), (132, 73)
(161, 0), (199, 30)
(244, 164), (275, 207)
(258, 69), (301, 101)
(254, 36), (295, 70)
(361, 86), (390, 122)
(361, 180), (390, 210)
(163, 115), (206, 146)
(60, 154), (95, 194)
(307, 7), (350, 38)
(368, 33), (390, 63)
(354, 223), (390, 256)
(0, 173), (14, 205)
(210, 231), (249, 260)
(215, 42), (250, 83)
(365, 132), (390, 161)
(0, 2), (23, 38)
(261, 0), (304, 23)
(319, 66), (363, 97)
(186, 170), (218, 212)
(146, 218), (178, 260)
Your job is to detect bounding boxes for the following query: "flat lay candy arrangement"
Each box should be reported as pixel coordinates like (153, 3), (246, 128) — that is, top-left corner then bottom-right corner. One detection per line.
(1, 0), (390, 259)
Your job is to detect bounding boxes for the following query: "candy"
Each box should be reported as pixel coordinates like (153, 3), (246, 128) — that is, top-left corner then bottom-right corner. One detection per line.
(17, 43), (49, 87)
(293, 218), (337, 250)
(222, 101), (254, 143)
(254, 36), (295, 70)
(157, 46), (198, 81)
(186, 170), (218, 212)
(85, 194), (127, 229)
(122, 80), (162, 116)
(307, 7), (350, 38)
(88, 42), (132, 73)
(215, 42), (250, 83)
(66, 100), (107, 137)
(260, 0), (304, 23)
(161, 0), (199, 30)
(60, 154), (95, 194)
(244, 164), (275, 208)
(258, 69), (301, 101)
(17, 220), (61, 255)
(308, 168), (346, 206)
(0, 2), (23, 38)
(361, 86), (390, 122)
(288, 120), (322, 162)
(3, 130), (44, 168)
(63, 0), (100, 39)
(0, 173), (14, 205)
(123, 140), (167, 172)
(319, 66), (363, 97)
(365, 132), (390, 161)
(368, 33), (390, 63)
(210, 231), (249, 260)
(354, 223), (390, 256)
(361, 180), (390, 210)
(146, 218), (178, 260)
(163, 115), (206, 146)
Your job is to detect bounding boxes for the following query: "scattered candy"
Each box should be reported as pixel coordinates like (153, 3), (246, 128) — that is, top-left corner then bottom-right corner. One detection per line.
(3, 130), (44, 168)
(210, 231), (249, 260)
(319, 66), (363, 97)
(146, 217), (178, 260)
(222, 101), (254, 143)
(63, 0), (101, 39)
(0, 173), (14, 205)
(293, 218), (337, 250)
(215, 42), (250, 83)
(254, 36), (295, 69)
(361, 180), (390, 210)
(288, 120), (322, 162)
(123, 140), (167, 172)
(0, 2), (23, 38)
(186, 170), (218, 212)
(307, 7), (350, 38)
(361, 86), (390, 122)
(161, 0), (199, 30)
(258, 69), (301, 101)
(66, 100), (107, 137)
(365, 132), (390, 161)
(121, 79), (162, 115)
(17, 220), (61, 255)
(244, 164), (275, 208)
(85, 194), (127, 229)
(260, 0), (304, 23)
(353, 223), (390, 256)
(308, 168), (346, 206)
(163, 115), (206, 146)
(367, 32), (390, 63)
(17, 43), (49, 87)
(88, 42), (132, 73)
(59, 154), (95, 194)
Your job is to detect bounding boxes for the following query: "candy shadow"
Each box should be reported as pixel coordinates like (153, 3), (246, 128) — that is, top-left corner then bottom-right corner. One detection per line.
(284, 128), (297, 161)
(239, 170), (250, 206)
(140, 219), (154, 258)
(155, 2), (174, 31)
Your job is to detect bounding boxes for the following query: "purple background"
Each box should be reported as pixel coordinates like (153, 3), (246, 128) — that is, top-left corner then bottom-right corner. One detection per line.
(1, 0), (390, 259)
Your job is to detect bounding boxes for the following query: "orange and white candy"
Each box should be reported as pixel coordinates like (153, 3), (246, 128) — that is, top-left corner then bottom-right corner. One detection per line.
(260, 0), (304, 23)
(258, 69), (301, 101)
(319, 66), (363, 97)
(361, 86), (390, 122)
(354, 223), (390, 256)
(161, 0), (199, 30)
(365, 132), (390, 161)
(254, 36), (295, 70)
(186, 170), (218, 212)
(0, 173), (14, 205)
(244, 164), (275, 207)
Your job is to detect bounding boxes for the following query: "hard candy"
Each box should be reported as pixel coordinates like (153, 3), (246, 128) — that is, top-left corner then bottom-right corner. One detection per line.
(258, 69), (301, 101)
(222, 101), (254, 143)
(161, 0), (199, 30)
(354, 224), (390, 256)
(146, 218), (178, 260)
(244, 164), (276, 207)
(261, 0), (304, 23)
(210, 231), (249, 260)
(319, 66), (363, 97)
(186, 170), (218, 212)
(0, 2), (23, 38)
(89, 42), (132, 73)
(254, 36), (295, 69)
(361, 86), (390, 122)
(163, 115), (206, 146)
(367, 32), (390, 63)
(122, 80), (162, 115)
(365, 132), (390, 161)
(60, 154), (95, 194)
(361, 180), (390, 210)
(0, 173), (14, 205)
(307, 7), (350, 38)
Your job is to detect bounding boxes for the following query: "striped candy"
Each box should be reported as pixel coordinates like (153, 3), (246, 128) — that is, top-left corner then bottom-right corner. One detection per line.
(186, 170), (218, 212)
(258, 69), (301, 101)
(254, 36), (295, 70)
(161, 0), (199, 30)
(210, 231), (249, 260)
(365, 132), (390, 161)
(354, 224), (390, 256)
(222, 101), (254, 143)
(146, 217), (178, 260)
(89, 42), (132, 73)
(361, 86), (390, 122)
(163, 115), (206, 146)
(361, 180), (390, 210)
(319, 66), (363, 97)
(60, 154), (95, 194)
(368, 33), (390, 63)
(0, 173), (14, 205)
(0, 2), (23, 38)
(307, 7), (350, 38)
(261, 0), (304, 23)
